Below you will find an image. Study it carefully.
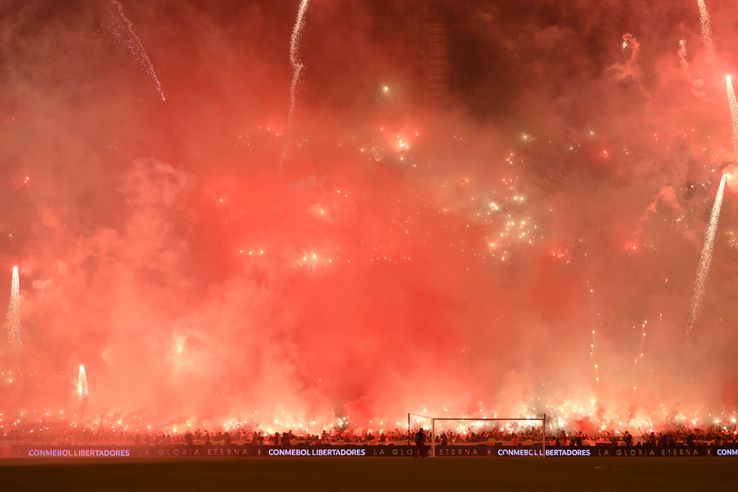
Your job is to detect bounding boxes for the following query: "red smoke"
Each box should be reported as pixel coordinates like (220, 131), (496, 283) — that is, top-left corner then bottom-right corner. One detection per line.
(1, 0), (738, 432)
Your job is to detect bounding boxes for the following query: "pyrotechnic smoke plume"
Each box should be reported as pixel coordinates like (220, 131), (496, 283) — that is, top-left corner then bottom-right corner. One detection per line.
(686, 173), (728, 340)
(280, 0), (310, 166)
(109, 0), (166, 101)
(4, 0), (738, 434)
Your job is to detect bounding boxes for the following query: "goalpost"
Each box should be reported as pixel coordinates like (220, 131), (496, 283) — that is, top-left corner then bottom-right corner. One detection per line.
(407, 413), (434, 445)
(408, 413), (547, 457)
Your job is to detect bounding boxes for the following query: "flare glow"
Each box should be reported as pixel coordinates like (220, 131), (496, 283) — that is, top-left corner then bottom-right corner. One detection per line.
(77, 364), (89, 399)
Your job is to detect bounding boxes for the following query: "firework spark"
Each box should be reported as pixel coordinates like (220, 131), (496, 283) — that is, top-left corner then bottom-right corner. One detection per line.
(686, 173), (728, 340)
(109, 0), (166, 101)
(633, 314), (660, 393)
(634, 319), (648, 371)
(609, 33), (651, 104)
(585, 277), (601, 386)
(280, 0), (310, 166)
(696, 0), (717, 70)
(677, 39), (689, 74)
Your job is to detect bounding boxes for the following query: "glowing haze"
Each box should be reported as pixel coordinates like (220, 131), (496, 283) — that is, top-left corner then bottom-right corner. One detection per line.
(2, 0), (738, 434)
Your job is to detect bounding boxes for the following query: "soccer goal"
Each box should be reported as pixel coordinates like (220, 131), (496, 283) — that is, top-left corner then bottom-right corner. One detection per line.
(408, 414), (547, 457)
(407, 413), (434, 445)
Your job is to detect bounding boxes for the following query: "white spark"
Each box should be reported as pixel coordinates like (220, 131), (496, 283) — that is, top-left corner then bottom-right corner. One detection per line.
(280, 0), (310, 166)
(110, 0), (166, 101)
(686, 173), (728, 340)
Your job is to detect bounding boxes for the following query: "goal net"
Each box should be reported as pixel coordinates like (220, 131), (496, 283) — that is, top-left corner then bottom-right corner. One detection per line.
(412, 415), (547, 457)
(407, 413), (434, 444)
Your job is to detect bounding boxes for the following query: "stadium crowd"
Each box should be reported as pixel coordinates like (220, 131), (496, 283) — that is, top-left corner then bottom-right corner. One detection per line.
(2, 420), (737, 447)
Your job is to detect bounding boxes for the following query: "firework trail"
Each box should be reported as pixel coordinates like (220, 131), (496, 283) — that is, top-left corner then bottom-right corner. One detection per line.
(77, 364), (89, 399)
(634, 320), (648, 371)
(608, 34), (651, 104)
(686, 173), (728, 340)
(697, 0), (717, 70)
(6, 265), (21, 357)
(280, 0), (310, 167)
(109, 0), (166, 101)
(677, 39), (707, 99)
(584, 256), (602, 386)
(632, 314), (660, 393)
(621, 33), (640, 73)
(677, 39), (689, 74)
(726, 76), (738, 157)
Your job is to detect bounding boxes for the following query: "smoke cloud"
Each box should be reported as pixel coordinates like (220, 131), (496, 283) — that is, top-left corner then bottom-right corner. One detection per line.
(2, 0), (738, 431)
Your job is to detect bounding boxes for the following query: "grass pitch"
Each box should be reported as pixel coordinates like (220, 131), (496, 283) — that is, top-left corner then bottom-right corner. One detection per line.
(1, 457), (737, 491)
